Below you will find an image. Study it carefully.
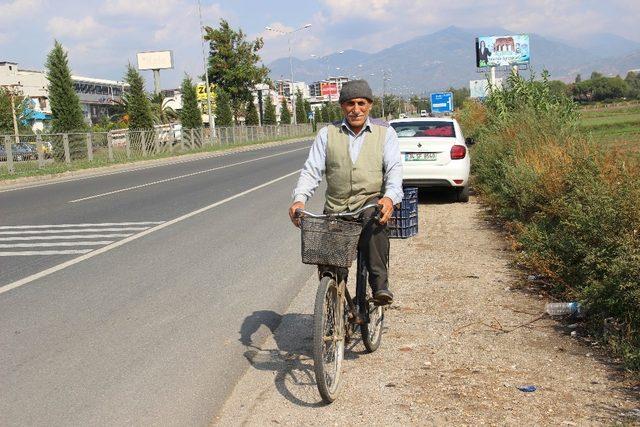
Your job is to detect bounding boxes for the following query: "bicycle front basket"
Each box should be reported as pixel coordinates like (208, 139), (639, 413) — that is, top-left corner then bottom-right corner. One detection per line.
(300, 217), (362, 268)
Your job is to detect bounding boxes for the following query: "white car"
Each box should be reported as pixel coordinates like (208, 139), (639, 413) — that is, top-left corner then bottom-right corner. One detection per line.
(389, 117), (472, 202)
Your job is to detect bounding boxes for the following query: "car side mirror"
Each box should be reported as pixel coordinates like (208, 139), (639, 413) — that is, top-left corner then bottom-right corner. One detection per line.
(465, 137), (475, 146)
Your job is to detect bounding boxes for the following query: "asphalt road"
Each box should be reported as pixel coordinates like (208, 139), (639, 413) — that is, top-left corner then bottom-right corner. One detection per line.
(0, 140), (325, 426)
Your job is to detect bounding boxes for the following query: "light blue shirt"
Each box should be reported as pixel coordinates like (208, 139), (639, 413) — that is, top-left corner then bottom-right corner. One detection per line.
(293, 117), (404, 205)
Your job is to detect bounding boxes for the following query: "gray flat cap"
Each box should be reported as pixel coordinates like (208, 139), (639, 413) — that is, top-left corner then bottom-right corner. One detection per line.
(338, 79), (373, 104)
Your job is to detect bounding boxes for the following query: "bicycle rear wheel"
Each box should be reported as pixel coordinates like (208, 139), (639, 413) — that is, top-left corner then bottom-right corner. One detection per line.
(359, 269), (384, 353)
(313, 276), (345, 403)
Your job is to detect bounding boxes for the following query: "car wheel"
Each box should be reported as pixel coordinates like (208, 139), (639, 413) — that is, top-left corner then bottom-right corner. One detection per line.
(455, 186), (470, 203)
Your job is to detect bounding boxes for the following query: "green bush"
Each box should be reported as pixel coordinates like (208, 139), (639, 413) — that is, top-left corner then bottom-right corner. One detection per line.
(468, 71), (640, 369)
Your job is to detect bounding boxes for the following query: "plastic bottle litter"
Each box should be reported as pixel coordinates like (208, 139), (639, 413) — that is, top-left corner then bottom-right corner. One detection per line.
(546, 302), (581, 316)
(517, 385), (537, 392)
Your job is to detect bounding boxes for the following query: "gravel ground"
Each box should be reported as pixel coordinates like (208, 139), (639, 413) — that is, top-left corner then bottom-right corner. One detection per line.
(215, 194), (639, 426)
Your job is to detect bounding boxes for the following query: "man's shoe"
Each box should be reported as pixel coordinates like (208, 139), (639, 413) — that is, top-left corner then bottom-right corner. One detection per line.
(373, 289), (393, 306)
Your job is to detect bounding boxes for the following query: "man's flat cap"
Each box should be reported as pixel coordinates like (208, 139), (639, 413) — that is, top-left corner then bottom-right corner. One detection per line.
(338, 79), (374, 104)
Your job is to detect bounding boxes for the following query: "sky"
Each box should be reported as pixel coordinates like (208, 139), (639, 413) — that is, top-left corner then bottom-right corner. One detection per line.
(2, 0), (639, 88)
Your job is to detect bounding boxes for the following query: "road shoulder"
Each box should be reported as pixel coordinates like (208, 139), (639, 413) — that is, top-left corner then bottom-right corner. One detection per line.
(214, 196), (638, 425)
(0, 136), (311, 192)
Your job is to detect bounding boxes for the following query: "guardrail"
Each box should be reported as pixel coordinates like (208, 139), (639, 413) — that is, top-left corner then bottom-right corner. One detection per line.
(1, 123), (313, 175)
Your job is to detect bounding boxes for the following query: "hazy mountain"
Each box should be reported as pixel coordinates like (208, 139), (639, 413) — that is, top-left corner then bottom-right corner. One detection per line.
(569, 33), (640, 58)
(267, 26), (640, 94)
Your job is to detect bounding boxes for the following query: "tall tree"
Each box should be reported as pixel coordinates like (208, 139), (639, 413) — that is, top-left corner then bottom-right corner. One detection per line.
(124, 64), (153, 130)
(320, 103), (330, 123)
(215, 87), (233, 126)
(263, 95), (277, 125)
(295, 89), (306, 124)
(303, 99), (312, 120)
(204, 19), (269, 123)
(45, 40), (85, 133)
(280, 97), (291, 124)
(180, 75), (203, 129)
(0, 89), (16, 134)
(245, 100), (259, 125)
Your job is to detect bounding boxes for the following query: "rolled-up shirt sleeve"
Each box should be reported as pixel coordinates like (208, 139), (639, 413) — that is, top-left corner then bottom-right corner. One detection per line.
(382, 126), (404, 205)
(292, 126), (328, 204)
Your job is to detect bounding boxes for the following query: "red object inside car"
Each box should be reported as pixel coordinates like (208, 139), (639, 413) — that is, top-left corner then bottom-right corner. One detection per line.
(420, 126), (454, 137)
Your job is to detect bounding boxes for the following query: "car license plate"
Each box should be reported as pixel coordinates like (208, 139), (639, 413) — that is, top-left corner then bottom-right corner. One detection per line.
(405, 152), (437, 161)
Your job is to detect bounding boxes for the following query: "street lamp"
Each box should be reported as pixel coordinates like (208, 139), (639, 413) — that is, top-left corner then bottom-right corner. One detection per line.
(197, 0), (215, 138)
(265, 23), (312, 125)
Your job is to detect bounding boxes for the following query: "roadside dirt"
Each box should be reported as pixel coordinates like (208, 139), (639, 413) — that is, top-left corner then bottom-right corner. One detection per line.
(215, 193), (639, 426)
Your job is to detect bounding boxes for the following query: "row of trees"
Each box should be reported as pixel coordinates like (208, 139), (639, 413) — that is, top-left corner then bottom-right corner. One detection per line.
(548, 71), (640, 103)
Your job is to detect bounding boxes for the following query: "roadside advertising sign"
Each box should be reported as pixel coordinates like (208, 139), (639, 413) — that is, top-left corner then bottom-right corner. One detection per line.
(475, 34), (530, 68)
(430, 92), (453, 113)
(196, 83), (216, 101)
(320, 82), (338, 97)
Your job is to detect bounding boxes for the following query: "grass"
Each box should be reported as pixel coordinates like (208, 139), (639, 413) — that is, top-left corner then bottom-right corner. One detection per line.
(0, 133), (314, 182)
(578, 105), (640, 150)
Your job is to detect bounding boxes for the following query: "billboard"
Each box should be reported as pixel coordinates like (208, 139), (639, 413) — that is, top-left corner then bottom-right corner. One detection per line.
(475, 35), (530, 68)
(196, 83), (216, 101)
(136, 50), (174, 70)
(320, 82), (338, 97)
(469, 78), (504, 98)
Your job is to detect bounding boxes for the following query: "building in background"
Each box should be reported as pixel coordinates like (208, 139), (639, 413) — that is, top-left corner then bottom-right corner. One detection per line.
(0, 61), (50, 131)
(308, 76), (349, 103)
(274, 79), (309, 99)
(72, 76), (128, 125)
(0, 60), (128, 131)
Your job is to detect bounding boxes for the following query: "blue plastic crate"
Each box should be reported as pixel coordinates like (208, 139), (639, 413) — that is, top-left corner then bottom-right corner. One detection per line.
(388, 223), (418, 238)
(389, 187), (419, 239)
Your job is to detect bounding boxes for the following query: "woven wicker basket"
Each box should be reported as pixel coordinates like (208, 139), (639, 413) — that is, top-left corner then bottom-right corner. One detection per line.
(300, 217), (362, 268)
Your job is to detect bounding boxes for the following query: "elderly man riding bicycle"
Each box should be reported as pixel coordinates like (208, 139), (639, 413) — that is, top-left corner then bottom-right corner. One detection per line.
(289, 79), (403, 305)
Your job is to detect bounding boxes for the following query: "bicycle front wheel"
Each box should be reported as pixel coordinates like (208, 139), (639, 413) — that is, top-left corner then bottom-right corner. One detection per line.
(360, 278), (384, 353)
(313, 276), (345, 403)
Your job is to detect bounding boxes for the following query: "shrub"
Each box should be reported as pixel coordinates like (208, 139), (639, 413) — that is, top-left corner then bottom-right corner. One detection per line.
(469, 70), (640, 369)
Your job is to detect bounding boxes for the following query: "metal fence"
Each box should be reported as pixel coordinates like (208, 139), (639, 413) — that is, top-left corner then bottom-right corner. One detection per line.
(1, 123), (313, 175)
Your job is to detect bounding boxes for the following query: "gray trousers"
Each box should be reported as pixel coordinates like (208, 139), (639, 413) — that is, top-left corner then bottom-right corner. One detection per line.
(358, 202), (390, 292)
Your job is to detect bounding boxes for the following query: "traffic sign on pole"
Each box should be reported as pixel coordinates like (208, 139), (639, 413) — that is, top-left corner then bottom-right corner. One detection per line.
(430, 92), (453, 114)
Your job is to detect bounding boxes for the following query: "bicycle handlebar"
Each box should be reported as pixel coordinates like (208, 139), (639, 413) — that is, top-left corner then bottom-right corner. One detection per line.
(295, 203), (380, 220)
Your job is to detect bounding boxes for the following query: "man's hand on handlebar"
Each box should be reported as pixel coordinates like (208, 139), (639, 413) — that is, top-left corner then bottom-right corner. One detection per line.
(289, 201), (305, 228)
(377, 197), (394, 225)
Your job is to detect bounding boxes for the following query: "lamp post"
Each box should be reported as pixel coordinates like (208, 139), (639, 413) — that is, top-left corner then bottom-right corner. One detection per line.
(265, 23), (311, 125)
(197, 0), (215, 138)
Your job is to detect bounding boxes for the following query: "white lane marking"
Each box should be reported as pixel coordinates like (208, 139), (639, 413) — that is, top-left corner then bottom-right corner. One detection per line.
(0, 140), (311, 194)
(0, 170), (300, 295)
(0, 227), (149, 235)
(68, 146), (309, 203)
(0, 241), (113, 248)
(0, 234), (133, 241)
(0, 250), (93, 256)
(0, 222), (163, 230)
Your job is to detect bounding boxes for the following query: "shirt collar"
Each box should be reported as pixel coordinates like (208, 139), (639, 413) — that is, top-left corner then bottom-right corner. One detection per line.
(341, 116), (372, 137)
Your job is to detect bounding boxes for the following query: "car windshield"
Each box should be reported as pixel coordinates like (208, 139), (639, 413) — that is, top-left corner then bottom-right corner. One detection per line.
(391, 121), (456, 138)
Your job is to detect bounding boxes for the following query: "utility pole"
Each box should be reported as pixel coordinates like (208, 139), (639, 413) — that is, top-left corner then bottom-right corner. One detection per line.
(266, 24), (312, 125)
(197, 0), (215, 139)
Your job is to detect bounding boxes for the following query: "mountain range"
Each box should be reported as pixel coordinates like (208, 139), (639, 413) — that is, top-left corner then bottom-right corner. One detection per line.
(266, 26), (640, 95)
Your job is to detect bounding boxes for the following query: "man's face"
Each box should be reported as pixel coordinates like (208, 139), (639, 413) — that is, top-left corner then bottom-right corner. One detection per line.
(341, 98), (372, 128)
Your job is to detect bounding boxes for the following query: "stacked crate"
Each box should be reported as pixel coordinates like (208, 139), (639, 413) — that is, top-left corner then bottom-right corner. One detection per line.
(388, 187), (418, 239)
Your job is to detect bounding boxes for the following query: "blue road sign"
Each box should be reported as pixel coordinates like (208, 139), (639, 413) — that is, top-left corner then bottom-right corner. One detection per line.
(430, 92), (453, 114)
(307, 111), (314, 120)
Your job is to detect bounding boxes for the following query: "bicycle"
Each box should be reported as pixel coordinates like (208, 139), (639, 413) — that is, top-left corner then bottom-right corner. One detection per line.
(295, 203), (387, 403)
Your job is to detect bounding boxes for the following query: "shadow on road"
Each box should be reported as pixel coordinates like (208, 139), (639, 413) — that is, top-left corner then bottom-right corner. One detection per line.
(239, 309), (370, 407)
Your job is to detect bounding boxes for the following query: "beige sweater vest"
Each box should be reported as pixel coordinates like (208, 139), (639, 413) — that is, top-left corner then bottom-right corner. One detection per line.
(324, 123), (386, 213)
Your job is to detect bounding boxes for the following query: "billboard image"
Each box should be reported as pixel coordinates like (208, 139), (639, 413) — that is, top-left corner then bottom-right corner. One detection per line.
(475, 35), (530, 68)
(320, 82), (338, 97)
(136, 50), (174, 70)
